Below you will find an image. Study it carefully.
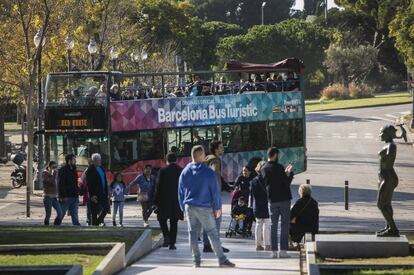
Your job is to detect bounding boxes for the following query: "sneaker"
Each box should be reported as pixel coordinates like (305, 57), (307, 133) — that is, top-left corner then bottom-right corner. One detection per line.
(256, 245), (264, 251)
(143, 222), (149, 228)
(272, 251), (278, 258)
(112, 221), (117, 227)
(222, 247), (230, 253)
(203, 245), (213, 253)
(219, 259), (235, 268)
(264, 245), (272, 251)
(279, 250), (291, 258)
(169, 245), (177, 250)
(377, 229), (400, 237)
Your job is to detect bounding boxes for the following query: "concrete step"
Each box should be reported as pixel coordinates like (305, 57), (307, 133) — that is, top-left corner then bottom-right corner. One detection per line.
(315, 234), (410, 258)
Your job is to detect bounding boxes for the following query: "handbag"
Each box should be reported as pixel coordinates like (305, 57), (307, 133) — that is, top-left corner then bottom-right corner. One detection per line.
(137, 191), (149, 202)
(291, 198), (311, 224)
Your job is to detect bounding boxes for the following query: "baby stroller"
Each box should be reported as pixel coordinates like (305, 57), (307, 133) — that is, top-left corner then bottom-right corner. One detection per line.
(225, 191), (254, 238)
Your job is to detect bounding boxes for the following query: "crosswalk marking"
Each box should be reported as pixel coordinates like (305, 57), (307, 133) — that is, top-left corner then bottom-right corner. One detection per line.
(308, 133), (379, 140)
(371, 116), (395, 123)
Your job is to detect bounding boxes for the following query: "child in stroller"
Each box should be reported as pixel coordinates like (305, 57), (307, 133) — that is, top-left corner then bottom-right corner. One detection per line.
(225, 195), (254, 238)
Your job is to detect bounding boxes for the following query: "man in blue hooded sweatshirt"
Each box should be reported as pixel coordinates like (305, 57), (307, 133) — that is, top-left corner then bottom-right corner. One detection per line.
(178, 145), (235, 268)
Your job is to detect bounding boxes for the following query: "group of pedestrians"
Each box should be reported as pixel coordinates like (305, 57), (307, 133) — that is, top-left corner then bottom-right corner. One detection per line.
(42, 153), (110, 226)
(42, 141), (318, 268)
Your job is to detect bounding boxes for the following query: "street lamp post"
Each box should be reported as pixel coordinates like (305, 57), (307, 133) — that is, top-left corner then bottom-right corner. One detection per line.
(141, 49), (148, 73)
(175, 54), (182, 87)
(64, 34), (75, 71)
(261, 2), (267, 25)
(88, 39), (97, 70)
(33, 30), (46, 200)
(235, 5), (242, 23)
(225, 11), (231, 23)
(109, 46), (119, 71)
(130, 50), (140, 71)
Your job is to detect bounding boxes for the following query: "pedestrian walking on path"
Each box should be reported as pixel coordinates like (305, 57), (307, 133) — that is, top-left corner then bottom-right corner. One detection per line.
(203, 140), (229, 253)
(261, 147), (294, 258)
(42, 161), (63, 226)
(110, 172), (127, 226)
(84, 153), (110, 226)
(58, 154), (81, 226)
(127, 164), (156, 227)
(153, 152), (183, 250)
(178, 145), (235, 268)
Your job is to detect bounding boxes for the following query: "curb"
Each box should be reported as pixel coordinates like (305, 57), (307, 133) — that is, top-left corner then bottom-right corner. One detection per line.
(306, 101), (412, 113)
(125, 229), (152, 266)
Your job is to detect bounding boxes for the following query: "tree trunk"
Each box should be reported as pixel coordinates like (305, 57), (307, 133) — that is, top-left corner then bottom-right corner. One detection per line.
(19, 105), (25, 149)
(0, 107), (5, 158)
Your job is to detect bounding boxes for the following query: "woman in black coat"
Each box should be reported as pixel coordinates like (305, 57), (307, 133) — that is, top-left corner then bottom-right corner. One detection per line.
(153, 153), (183, 250)
(290, 184), (319, 243)
(250, 161), (271, 251)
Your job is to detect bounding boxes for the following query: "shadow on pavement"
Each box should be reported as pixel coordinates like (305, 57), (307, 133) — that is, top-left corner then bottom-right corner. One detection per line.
(307, 113), (381, 123)
(291, 184), (414, 204)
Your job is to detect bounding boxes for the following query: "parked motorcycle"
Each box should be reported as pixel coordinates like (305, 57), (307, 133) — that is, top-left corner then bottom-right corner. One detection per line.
(10, 153), (26, 188)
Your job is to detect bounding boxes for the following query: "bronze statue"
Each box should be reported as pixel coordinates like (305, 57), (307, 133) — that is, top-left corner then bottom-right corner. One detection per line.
(376, 125), (399, 237)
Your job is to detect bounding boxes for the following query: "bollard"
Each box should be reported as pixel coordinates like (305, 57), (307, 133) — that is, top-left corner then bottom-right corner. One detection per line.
(306, 179), (310, 185)
(345, 180), (349, 210)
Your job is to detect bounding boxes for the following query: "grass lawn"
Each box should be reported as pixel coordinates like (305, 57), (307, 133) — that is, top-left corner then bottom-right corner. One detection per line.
(0, 226), (145, 252)
(0, 254), (103, 275)
(4, 122), (21, 131)
(319, 256), (414, 265)
(305, 92), (412, 112)
(320, 269), (414, 275)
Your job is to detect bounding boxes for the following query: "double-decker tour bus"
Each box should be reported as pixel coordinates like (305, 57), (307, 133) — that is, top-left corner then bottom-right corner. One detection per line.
(43, 57), (306, 189)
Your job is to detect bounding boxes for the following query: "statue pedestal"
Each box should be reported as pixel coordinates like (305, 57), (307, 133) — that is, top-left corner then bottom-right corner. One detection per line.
(315, 234), (409, 258)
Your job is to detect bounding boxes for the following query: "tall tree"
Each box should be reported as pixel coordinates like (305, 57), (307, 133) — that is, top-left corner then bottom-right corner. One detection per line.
(190, 0), (294, 29)
(304, 0), (326, 17)
(216, 19), (331, 93)
(389, 0), (414, 70)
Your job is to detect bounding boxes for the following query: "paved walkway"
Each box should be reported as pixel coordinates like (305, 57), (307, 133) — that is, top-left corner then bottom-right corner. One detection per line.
(121, 235), (300, 275)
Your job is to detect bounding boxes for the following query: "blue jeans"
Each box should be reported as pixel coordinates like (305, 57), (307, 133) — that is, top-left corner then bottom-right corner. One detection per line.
(113, 201), (124, 224)
(60, 197), (81, 226)
(203, 215), (221, 246)
(185, 205), (227, 265)
(43, 196), (63, 225)
(269, 200), (291, 251)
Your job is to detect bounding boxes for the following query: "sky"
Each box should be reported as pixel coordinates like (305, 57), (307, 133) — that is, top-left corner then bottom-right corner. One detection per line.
(292, 0), (338, 10)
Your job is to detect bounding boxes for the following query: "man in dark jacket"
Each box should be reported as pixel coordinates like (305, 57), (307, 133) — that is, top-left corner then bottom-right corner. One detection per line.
(58, 154), (81, 226)
(154, 152), (183, 250)
(261, 147), (293, 258)
(85, 153), (109, 226)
